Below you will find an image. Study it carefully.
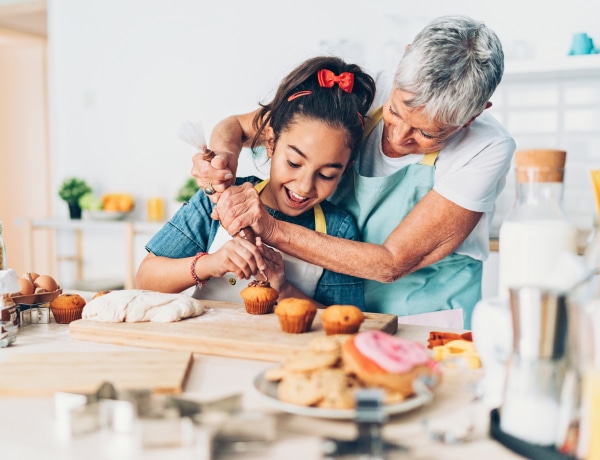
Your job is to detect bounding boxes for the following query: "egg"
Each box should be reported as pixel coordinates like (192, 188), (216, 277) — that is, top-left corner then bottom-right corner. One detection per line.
(18, 277), (35, 295)
(33, 274), (58, 292)
(22, 272), (40, 283)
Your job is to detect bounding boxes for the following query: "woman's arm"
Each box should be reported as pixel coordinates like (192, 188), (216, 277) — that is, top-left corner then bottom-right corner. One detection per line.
(217, 184), (482, 283)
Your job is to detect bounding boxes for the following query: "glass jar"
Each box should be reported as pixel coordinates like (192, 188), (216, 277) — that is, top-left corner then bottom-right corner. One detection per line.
(0, 220), (6, 270)
(583, 215), (600, 302)
(585, 215), (600, 270)
(498, 149), (578, 300)
(0, 293), (18, 346)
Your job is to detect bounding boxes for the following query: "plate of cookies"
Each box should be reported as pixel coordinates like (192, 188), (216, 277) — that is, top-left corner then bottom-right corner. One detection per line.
(252, 332), (438, 420)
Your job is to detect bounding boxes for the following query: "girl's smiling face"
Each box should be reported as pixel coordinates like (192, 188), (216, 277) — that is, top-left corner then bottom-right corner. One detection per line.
(260, 117), (352, 216)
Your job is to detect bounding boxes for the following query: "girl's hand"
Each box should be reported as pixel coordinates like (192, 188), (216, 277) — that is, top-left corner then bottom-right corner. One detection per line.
(206, 237), (264, 280)
(217, 183), (277, 241)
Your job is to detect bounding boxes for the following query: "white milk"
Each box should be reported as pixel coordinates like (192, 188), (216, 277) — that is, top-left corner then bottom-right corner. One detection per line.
(498, 220), (578, 300)
(501, 393), (561, 445)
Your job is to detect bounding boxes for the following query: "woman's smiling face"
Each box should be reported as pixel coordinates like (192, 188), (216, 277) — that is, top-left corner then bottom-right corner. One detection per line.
(261, 117), (352, 216)
(381, 88), (459, 157)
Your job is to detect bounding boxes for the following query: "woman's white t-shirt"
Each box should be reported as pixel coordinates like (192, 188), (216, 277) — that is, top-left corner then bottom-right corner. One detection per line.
(358, 71), (516, 261)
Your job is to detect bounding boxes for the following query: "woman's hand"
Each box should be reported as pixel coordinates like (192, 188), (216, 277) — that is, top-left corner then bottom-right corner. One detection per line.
(258, 242), (287, 292)
(191, 150), (238, 202)
(256, 239), (325, 307)
(216, 183), (277, 241)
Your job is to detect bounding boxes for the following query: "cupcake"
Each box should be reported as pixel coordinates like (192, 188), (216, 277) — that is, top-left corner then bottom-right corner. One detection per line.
(240, 280), (279, 315)
(92, 290), (112, 299)
(274, 298), (317, 333)
(321, 305), (365, 335)
(50, 293), (87, 324)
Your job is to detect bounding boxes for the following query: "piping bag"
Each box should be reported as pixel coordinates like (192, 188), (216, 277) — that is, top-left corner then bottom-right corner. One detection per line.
(178, 120), (266, 280)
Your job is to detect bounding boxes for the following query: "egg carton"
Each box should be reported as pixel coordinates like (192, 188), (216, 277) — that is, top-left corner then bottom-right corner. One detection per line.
(10, 288), (62, 305)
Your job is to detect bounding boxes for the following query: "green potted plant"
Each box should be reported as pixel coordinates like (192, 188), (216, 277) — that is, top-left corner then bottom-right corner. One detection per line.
(58, 177), (92, 219)
(176, 177), (200, 203)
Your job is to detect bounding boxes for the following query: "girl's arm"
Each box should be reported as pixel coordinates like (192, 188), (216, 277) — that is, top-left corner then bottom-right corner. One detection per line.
(136, 237), (267, 293)
(136, 253), (198, 293)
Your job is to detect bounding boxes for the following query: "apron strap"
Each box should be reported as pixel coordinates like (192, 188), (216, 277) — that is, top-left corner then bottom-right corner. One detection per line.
(254, 179), (269, 193)
(363, 106), (384, 140)
(313, 204), (326, 234)
(362, 106), (440, 167)
(254, 179), (326, 234)
(421, 151), (439, 166)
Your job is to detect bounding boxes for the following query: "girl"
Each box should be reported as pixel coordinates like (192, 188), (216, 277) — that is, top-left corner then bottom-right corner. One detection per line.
(136, 56), (376, 308)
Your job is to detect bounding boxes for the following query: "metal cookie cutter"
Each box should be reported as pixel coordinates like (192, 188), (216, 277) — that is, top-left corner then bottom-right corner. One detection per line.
(19, 302), (51, 326)
(322, 389), (409, 459)
(54, 381), (275, 454)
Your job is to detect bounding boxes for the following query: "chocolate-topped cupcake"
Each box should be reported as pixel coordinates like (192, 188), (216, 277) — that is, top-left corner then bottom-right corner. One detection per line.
(240, 280), (278, 315)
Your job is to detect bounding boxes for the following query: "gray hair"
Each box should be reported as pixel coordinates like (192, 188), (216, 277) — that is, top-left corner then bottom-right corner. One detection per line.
(394, 15), (504, 127)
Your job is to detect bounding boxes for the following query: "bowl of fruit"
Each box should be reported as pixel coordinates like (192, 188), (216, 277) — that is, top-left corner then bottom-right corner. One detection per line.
(80, 192), (135, 221)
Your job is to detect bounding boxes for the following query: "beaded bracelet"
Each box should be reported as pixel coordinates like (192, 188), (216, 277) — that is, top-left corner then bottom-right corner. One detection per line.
(190, 252), (209, 287)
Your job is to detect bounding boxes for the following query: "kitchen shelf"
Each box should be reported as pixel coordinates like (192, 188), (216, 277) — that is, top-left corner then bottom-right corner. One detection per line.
(16, 217), (163, 290)
(504, 54), (600, 79)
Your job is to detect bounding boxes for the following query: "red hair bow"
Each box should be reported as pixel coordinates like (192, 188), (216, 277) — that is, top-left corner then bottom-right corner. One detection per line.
(317, 69), (354, 93)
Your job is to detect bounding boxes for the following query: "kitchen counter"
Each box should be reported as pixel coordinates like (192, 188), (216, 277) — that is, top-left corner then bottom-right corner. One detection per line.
(0, 310), (524, 460)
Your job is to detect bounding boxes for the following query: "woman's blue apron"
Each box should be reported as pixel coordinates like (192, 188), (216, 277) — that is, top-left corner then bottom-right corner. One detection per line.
(331, 107), (482, 329)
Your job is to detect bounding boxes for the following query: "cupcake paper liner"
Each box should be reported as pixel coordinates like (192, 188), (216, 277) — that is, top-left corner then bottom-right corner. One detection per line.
(243, 300), (276, 315)
(323, 323), (362, 336)
(51, 307), (84, 324)
(277, 311), (316, 334)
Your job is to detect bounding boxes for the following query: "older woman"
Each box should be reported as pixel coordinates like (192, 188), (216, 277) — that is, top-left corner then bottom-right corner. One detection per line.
(191, 15), (516, 329)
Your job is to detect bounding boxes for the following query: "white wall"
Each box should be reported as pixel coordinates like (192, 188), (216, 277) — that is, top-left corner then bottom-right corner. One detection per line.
(45, 0), (600, 287)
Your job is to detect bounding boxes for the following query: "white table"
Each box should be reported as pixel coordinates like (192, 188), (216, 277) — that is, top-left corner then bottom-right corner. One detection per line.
(0, 311), (524, 460)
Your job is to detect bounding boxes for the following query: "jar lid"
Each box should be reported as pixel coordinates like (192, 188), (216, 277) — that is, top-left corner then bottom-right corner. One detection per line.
(515, 149), (566, 182)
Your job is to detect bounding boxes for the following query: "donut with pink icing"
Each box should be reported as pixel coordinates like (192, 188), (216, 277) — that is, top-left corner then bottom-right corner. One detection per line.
(354, 330), (430, 373)
(341, 330), (439, 396)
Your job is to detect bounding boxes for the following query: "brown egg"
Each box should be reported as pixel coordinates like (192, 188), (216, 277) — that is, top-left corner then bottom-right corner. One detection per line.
(34, 274), (59, 292)
(18, 277), (35, 295)
(23, 272), (40, 283)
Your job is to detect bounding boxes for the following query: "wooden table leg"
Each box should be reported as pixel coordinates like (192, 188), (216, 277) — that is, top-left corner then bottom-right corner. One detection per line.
(124, 223), (135, 289)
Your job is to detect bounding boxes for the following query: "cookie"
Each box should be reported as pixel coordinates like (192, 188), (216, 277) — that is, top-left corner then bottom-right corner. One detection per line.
(316, 387), (356, 409)
(277, 372), (323, 406)
(283, 349), (340, 373)
(264, 365), (287, 382)
(308, 335), (342, 354)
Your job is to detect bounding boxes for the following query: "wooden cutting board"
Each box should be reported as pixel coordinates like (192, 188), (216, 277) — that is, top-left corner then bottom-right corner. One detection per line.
(0, 351), (192, 397)
(69, 300), (398, 362)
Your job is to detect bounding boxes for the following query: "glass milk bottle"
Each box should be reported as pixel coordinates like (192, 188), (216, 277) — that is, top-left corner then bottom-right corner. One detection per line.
(498, 149), (578, 300)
